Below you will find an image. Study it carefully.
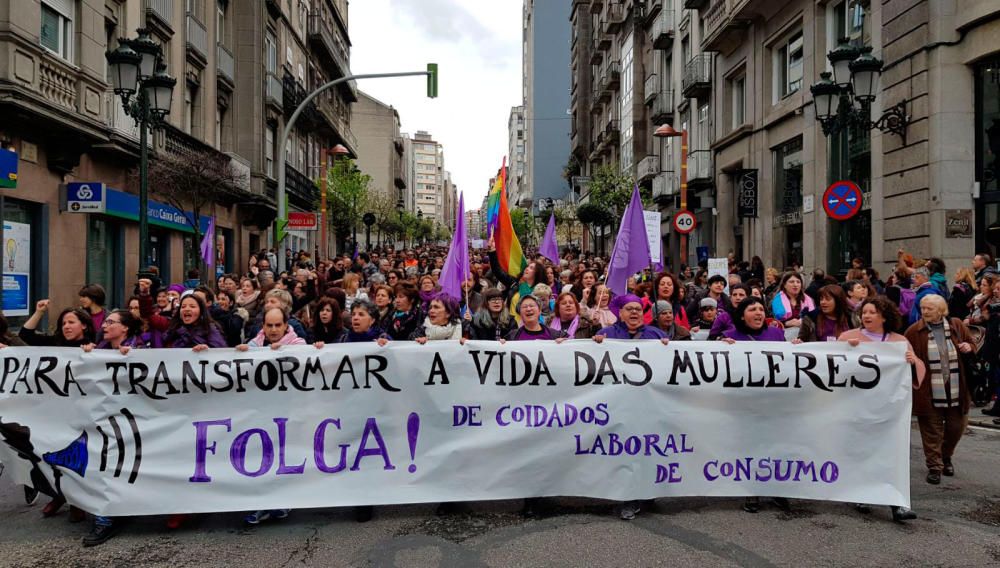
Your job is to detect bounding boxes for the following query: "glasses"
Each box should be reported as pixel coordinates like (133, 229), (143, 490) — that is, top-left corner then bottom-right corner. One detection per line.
(103, 318), (123, 326)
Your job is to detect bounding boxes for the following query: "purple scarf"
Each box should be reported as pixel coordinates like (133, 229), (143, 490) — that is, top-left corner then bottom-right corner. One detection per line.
(550, 316), (579, 338)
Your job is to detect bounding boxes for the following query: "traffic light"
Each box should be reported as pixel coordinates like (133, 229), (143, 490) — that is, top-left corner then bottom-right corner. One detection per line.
(427, 63), (438, 98)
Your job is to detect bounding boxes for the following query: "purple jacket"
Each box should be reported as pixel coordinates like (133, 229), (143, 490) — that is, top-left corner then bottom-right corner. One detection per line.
(163, 324), (227, 348)
(597, 321), (668, 340)
(722, 325), (786, 342)
(709, 310), (734, 338)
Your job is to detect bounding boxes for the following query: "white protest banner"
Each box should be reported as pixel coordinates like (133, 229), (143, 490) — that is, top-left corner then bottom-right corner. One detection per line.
(708, 257), (729, 294)
(643, 211), (661, 265)
(0, 341), (912, 516)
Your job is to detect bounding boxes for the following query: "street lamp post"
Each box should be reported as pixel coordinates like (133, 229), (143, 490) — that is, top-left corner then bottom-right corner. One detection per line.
(396, 198), (404, 249)
(809, 40), (909, 144)
(106, 29), (177, 270)
(653, 124), (687, 267)
(276, 67), (438, 270)
(417, 209), (423, 246)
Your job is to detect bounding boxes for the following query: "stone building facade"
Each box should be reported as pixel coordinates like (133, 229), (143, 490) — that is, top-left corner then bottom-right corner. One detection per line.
(570, 0), (1000, 272)
(0, 0), (355, 319)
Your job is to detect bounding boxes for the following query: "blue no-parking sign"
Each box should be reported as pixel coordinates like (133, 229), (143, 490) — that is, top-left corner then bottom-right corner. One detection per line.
(822, 181), (862, 221)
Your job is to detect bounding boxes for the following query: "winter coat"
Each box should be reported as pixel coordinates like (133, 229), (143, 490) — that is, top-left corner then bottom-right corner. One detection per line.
(909, 283), (941, 326)
(722, 325), (786, 342)
(248, 327), (306, 347)
(903, 318), (975, 416)
(596, 321), (668, 340)
(163, 323), (227, 349)
(948, 282), (975, 321)
(211, 305), (245, 347)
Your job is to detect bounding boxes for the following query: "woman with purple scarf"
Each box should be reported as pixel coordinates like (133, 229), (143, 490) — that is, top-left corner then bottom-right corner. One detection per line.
(549, 292), (596, 339)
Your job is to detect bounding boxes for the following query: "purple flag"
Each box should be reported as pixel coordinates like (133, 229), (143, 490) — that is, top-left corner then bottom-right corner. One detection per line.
(438, 193), (469, 302)
(539, 213), (559, 265)
(653, 238), (664, 272)
(199, 216), (216, 268)
(605, 185), (651, 295)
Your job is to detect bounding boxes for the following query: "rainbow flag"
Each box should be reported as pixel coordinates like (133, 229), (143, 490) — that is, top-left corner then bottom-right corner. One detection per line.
(495, 170), (527, 278)
(485, 157), (505, 235)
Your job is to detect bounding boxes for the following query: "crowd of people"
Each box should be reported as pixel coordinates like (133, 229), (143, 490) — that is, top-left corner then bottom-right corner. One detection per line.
(5, 240), (996, 546)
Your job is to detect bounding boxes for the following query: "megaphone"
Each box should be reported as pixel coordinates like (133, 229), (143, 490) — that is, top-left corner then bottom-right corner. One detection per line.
(43, 432), (88, 478)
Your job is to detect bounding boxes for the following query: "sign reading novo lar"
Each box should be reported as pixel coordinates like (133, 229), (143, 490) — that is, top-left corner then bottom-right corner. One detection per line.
(0, 341), (912, 516)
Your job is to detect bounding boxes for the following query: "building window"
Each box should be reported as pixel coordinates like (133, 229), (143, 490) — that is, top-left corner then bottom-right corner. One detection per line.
(774, 30), (803, 101)
(265, 31), (277, 74)
(729, 74), (745, 129)
(773, 136), (803, 219)
(620, 32), (635, 172)
(215, 106), (223, 149)
(265, 125), (275, 178)
(40, 0), (73, 61)
(217, 0), (226, 45)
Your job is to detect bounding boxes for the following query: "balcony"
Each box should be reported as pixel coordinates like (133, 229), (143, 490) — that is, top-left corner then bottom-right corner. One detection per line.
(688, 150), (714, 188)
(637, 155), (660, 183)
(600, 61), (620, 93)
(652, 172), (677, 204)
(590, 88), (603, 114)
(307, 14), (350, 77)
(217, 44), (234, 88)
(285, 163), (320, 210)
(589, 41), (604, 65)
(597, 31), (612, 50)
(145, 0), (173, 33)
(644, 74), (658, 104)
(645, 0), (663, 22)
(684, 0), (709, 9)
(265, 72), (283, 110)
(651, 90), (674, 124)
(314, 95), (358, 154)
(605, 3), (626, 34)
(589, 0), (602, 14)
(651, 9), (675, 49)
(604, 118), (620, 144)
(682, 54), (712, 100)
(702, 0), (753, 53)
(185, 13), (208, 63)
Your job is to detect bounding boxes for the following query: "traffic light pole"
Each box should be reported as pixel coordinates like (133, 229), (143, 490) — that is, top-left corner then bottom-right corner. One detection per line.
(277, 68), (436, 270)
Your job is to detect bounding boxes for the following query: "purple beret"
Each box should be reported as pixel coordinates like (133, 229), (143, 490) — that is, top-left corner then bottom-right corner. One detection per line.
(609, 293), (642, 317)
(167, 284), (185, 294)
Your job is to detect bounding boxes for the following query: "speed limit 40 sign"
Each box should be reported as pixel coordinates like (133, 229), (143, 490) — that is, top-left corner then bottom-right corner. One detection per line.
(672, 210), (696, 234)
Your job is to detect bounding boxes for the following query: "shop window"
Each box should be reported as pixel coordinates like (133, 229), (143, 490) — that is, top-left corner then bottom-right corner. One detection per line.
(86, 217), (122, 310)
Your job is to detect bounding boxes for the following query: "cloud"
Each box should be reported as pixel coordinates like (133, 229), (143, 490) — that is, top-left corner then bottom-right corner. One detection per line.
(392, 0), (517, 65)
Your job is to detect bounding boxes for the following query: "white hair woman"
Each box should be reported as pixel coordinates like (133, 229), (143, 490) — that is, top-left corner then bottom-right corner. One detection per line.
(904, 294), (976, 486)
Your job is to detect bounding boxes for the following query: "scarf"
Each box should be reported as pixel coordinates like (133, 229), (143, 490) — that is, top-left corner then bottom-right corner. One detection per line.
(419, 289), (437, 311)
(926, 320), (961, 408)
(422, 317), (461, 340)
(473, 309), (509, 341)
(550, 315), (579, 338)
(236, 290), (260, 307)
(344, 327), (384, 343)
(391, 308), (421, 336)
(771, 292), (815, 321)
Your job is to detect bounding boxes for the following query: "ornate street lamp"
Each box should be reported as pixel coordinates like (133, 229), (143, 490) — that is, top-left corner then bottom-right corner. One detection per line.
(106, 29), (176, 269)
(809, 40), (909, 144)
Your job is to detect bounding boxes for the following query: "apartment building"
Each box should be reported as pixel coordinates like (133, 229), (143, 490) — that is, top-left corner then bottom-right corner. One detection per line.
(410, 131), (444, 223)
(352, 91), (406, 211)
(0, 0), (355, 317)
(506, 105), (527, 208)
(683, 0), (1000, 274)
(523, 0), (573, 210)
(572, 0), (1000, 273)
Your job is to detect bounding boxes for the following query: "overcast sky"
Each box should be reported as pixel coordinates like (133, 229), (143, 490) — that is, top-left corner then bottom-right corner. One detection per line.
(349, 0), (523, 212)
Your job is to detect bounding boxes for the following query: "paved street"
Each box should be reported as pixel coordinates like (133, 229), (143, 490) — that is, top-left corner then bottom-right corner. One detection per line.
(1, 423), (999, 568)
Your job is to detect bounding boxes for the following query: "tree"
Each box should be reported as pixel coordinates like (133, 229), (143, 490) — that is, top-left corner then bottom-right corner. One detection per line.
(509, 208), (532, 245)
(587, 164), (640, 227)
(145, 150), (245, 283)
(322, 158), (371, 251)
(553, 201), (582, 248)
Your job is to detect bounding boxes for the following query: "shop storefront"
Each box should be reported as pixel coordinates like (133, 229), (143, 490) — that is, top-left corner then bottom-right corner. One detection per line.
(976, 58), (1000, 256)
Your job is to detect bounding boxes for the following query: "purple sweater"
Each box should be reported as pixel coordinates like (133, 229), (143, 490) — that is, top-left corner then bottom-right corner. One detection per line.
(722, 325), (786, 342)
(597, 321), (668, 340)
